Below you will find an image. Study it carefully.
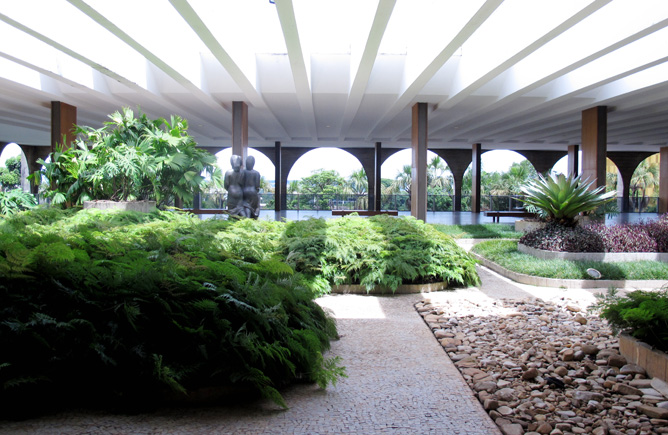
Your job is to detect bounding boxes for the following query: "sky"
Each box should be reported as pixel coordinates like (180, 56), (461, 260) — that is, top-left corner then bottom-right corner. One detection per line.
(215, 147), (561, 181)
(2, 141), (572, 180)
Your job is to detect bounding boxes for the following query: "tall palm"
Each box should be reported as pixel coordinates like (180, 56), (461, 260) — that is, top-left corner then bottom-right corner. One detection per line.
(631, 160), (659, 198)
(345, 168), (368, 195)
(385, 165), (412, 195)
(287, 180), (300, 194)
(427, 156), (453, 193)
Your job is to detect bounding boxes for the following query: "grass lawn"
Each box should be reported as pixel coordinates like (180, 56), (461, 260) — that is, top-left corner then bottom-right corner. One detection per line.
(472, 240), (668, 281)
(432, 223), (522, 239)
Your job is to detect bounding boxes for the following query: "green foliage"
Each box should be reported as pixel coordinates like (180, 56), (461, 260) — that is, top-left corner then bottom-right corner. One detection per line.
(284, 215), (480, 291)
(520, 173), (616, 227)
(591, 289), (668, 352)
(0, 189), (37, 217)
(30, 108), (223, 208)
(472, 240), (668, 280)
(0, 156), (21, 191)
(0, 209), (340, 414)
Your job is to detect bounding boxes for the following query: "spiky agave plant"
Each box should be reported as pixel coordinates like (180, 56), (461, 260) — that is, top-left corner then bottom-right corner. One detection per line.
(520, 173), (616, 227)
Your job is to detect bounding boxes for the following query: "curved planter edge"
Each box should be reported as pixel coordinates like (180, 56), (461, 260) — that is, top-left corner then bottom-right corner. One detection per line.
(518, 243), (668, 263)
(471, 252), (668, 290)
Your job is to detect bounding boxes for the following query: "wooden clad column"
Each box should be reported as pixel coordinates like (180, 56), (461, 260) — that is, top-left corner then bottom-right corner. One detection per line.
(51, 101), (77, 151)
(373, 142), (382, 211)
(660, 147), (668, 214)
(274, 141), (282, 212)
(232, 101), (248, 165)
(581, 106), (607, 189)
(411, 103), (428, 221)
(568, 145), (579, 177)
(471, 143), (482, 213)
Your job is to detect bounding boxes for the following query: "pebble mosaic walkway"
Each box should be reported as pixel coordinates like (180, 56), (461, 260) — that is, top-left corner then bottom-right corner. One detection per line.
(1, 291), (500, 434)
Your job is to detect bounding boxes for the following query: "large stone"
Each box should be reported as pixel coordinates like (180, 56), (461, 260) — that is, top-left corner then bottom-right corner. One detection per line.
(573, 391), (605, 402)
(582, 345), (600, 355)
(474, 380), (498, 393)
(613, 383), (643, 396)
(607, 354), (627, 368)
(619, 364), (646, 375)
(496, 387), (515, 401)
(536, 422), (553, 434)
(562, 349), (575, 361)
(522, 367), (540, 380)
(637, 404), (668, 419)
(499, 423), (524, 435)
(554, 366), (568, 377)
(652, 378), (668, 398)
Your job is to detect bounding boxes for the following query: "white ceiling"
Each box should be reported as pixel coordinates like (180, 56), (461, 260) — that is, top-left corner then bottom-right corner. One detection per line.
(1, 0), (667, 152)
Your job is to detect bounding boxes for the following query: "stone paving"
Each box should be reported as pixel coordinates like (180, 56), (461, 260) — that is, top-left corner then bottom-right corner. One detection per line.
(1, 280), (502, 434)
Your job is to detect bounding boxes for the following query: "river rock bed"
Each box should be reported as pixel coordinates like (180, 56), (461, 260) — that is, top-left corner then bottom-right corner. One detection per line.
(416, 296), (668, 435)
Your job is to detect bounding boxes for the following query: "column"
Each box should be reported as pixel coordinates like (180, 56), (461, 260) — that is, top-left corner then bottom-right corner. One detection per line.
(274, 141), (282, 212)
(471, 143), (482, 213)
(568, 145), (579, 177)
(581, 106), (607, 189)
(374, 142), (382, 211)
(232, 101), (248, 164)
(411, 103), (428, 221)
(51, 101), (77, 151)
(660, 147), (668, 214)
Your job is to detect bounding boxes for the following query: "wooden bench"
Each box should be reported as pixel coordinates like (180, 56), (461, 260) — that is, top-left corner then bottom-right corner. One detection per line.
(331, 210), (399, 217)
(484, 211), (535, 223)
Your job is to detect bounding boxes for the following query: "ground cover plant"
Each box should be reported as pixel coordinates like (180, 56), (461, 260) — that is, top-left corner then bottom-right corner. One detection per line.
(472, 240), (668, 280)
(0, 208), (341, 416)
(520, 214), (668, 253)
(432, 223), (521, 239)
(284, 215), (480, 291)
(592, 289), (668, 352)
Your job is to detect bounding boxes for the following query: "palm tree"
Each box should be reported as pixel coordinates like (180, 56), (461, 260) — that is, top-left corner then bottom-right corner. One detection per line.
(631, 160), (659, 210)
(427, 156), (453, 193)
(287, 180), (300, 194)
(385, 165), (412, 195)
(345, 169), (368, 195)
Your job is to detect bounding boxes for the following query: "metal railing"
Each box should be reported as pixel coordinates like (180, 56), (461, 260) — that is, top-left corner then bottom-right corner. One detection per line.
(195, 193), (661, 213)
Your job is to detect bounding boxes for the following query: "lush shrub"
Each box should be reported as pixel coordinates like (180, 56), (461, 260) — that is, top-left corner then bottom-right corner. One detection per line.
(520, 214), (668, 253)
(284, 215), (480, 290)
(592, 289), (668, 352)
(520, 173), (616, 227)
(31, 108), (222, 208)
(0, 189), (37, 217)
(0, 209), (341, 415)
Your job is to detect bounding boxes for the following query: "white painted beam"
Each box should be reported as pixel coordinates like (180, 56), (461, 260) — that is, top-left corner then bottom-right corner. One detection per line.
(275, 0), (317, 140)
(339, 0), (396, 140)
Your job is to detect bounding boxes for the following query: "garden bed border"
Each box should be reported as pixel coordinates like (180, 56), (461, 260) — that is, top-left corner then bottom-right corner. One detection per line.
(472, 252), (668, 289)
(518, 243), (668, 263)
(619, 333), (668, 383)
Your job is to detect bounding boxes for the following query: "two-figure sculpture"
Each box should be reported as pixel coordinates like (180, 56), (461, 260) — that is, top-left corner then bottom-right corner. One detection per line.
(224, 155), (261, 219)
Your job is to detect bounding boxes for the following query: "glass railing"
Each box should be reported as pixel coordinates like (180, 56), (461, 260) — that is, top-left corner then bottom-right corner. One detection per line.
(193, 193), (660, 213)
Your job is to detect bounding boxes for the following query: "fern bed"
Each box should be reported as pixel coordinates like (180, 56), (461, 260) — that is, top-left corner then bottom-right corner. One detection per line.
(0, 209), (338, 415)
(0, 209), (478, 416)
